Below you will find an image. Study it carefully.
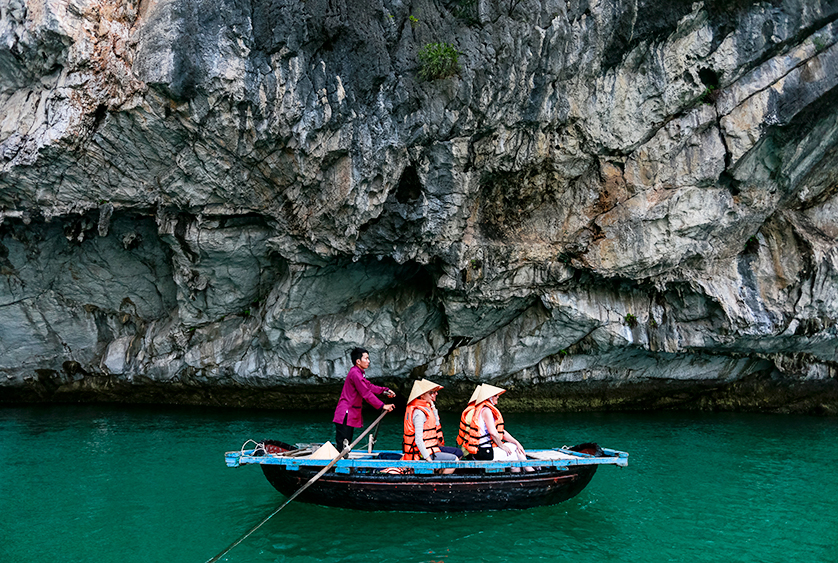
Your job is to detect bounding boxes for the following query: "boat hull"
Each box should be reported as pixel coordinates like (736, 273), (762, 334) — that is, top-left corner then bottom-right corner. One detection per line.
(261, 465), (598, 512)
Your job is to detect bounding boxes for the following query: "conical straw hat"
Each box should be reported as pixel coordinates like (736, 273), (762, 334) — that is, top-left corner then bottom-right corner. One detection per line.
(407, 378), (444, 403)
(467, 384), (483, 404)
(474, 384), (505, 404)
(308, 441), (341, 459)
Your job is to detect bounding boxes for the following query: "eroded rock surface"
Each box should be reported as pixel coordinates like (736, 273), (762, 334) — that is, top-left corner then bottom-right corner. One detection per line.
(2, 0), (838, 412)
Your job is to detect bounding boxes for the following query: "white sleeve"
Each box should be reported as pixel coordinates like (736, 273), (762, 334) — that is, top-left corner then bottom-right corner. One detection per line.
(413, 409), (430, 460)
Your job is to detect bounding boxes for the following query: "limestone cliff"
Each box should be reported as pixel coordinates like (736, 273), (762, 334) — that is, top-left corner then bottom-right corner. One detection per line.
(2, 0), (838, 412)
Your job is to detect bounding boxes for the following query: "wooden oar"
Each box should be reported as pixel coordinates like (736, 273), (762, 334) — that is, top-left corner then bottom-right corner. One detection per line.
(205, 409), (390, 563)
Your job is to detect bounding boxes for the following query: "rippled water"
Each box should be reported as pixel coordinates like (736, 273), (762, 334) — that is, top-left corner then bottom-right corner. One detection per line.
(1, 405), (835, 563)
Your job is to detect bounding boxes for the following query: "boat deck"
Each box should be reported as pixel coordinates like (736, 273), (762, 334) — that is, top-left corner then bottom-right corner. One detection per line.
(226, 444), (629, 474)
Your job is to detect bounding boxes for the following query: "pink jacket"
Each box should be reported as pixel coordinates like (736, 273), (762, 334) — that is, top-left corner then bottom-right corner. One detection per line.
(332, 366), (389, 428)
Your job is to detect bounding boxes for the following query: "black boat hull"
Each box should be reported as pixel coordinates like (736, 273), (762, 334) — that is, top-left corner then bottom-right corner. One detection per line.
(261, 465), (598, 512)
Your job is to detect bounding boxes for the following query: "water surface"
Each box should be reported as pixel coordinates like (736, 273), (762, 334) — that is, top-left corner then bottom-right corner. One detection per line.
(1, 406), (835, 562)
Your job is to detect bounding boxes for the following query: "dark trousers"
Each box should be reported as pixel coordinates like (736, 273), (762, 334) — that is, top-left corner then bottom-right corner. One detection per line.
(440, 446), (464, 458)
(473, 447), (493, 460)
(335, 414), (354, 450)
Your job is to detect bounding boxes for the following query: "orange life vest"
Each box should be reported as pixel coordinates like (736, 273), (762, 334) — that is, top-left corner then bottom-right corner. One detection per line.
(464, 402), (505, 454)
(456, 403), (476, 450)
(402, 400), (443, 460)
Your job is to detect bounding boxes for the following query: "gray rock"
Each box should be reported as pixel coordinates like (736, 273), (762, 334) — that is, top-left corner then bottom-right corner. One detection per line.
(2, 0), (838, 413)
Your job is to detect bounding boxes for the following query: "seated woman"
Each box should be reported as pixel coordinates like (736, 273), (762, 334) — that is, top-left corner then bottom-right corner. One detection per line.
(403, 379), (460, 473)
(468, 384), (533, 472)
(457, 384), (483, 453)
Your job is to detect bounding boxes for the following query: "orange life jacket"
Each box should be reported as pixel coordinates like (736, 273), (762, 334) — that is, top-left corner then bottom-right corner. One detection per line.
(464, 402), (505, 454)
(402, 400), (443, 460)
(457, 403), (476, 450)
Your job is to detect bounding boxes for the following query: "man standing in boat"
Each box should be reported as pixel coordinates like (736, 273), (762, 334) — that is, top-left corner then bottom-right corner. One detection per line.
(333, 347), (395, 450)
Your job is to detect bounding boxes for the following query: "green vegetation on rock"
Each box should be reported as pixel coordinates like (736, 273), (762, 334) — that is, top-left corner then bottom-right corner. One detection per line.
(418, 42), (461, 81)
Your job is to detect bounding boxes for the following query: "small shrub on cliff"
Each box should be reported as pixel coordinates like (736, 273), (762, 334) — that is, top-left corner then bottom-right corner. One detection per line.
(418, 43), (461, 81)
(813, 35), (828, 52)
(699, 85), (718, 105)
(624, 313), (638, 328)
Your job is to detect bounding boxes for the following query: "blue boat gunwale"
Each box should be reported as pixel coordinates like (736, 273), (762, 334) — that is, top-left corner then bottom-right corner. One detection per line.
(226, 446), (629, 474)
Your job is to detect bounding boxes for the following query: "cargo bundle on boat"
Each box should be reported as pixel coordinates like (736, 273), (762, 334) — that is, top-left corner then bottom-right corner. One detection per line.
(225, 440), (629, 512)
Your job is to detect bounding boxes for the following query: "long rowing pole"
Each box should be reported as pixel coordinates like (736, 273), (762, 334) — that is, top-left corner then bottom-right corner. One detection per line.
(205, 408), (391, 563)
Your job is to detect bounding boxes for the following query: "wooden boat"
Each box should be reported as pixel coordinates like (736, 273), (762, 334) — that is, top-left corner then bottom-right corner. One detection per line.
(225, 440), (629, 512)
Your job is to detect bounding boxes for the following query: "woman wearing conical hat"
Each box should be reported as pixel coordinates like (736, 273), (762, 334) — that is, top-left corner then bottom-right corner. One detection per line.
(403, 379), (460, 472)
(469, 384), (533, 472)
(457, 384), (483, 452)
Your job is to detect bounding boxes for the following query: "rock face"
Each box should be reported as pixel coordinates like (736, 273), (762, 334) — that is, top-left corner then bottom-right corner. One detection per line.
(2, 0), (838, 413)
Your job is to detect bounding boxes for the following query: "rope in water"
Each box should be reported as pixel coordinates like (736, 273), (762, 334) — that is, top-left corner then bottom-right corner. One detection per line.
(205, 409), (390, 563)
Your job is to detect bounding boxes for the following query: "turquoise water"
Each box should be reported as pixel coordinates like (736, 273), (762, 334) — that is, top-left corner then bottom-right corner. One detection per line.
(1, 405), (836, 563)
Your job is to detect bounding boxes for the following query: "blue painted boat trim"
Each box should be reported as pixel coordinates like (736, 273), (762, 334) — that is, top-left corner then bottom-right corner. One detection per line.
(225, 447), (629, 474)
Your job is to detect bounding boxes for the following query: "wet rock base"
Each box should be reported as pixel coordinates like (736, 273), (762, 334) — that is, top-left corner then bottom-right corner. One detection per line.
(3, 376), (836, 416)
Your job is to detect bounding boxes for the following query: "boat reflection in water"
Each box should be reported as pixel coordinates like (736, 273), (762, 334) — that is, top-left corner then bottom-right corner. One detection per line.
(225, 440), (629, 512)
